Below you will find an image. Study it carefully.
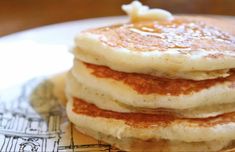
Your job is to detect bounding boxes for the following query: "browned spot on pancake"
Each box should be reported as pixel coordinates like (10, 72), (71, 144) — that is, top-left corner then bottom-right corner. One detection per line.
(86, 17), (235, 56)
(72, 98), (235, 128)
(85, 63), (235, 95)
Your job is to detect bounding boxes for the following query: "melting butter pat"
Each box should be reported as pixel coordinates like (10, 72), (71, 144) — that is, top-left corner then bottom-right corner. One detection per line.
(122, 1), (173, 22)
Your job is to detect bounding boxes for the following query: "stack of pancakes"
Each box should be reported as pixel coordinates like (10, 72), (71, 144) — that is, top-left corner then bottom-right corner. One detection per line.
(65, 5), (235, 152)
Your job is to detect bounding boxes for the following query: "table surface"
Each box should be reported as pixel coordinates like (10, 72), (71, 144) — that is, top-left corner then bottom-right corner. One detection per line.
(0, 0), (234, 36)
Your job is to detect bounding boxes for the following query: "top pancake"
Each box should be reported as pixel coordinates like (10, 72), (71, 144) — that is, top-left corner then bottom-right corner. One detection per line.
(74, 16), (235, 80)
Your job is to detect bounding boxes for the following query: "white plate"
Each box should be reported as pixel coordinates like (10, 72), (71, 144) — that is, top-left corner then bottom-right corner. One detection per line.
(0, 16), (127, 152)
(0, 16), (127, 90)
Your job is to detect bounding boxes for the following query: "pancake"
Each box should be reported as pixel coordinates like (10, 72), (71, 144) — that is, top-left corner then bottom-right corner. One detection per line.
(75, 126), (231, 152)
(74, 16), (235, 80)
(71, 60), (235, 110)
(66, 98), (235, 143)
(65, 71), (235, 118)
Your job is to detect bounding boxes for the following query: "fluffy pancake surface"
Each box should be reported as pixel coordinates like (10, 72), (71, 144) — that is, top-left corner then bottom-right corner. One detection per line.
(71, 60), (235, 110)
(74, 16), (235, 80)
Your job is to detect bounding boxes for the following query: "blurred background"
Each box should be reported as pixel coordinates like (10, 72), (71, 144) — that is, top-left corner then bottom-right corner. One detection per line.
(0, 0), (234, 36)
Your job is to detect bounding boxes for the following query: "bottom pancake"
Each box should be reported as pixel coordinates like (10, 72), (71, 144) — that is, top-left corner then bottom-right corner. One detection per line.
(66, 98), (235, 143)
(66, 98), (234, 151)
(66, 71), (235, 118)
(75, 126), (231, 152)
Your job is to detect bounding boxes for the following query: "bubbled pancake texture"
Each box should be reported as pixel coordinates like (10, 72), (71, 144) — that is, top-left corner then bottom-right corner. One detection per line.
(66, 15), (235, 151)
